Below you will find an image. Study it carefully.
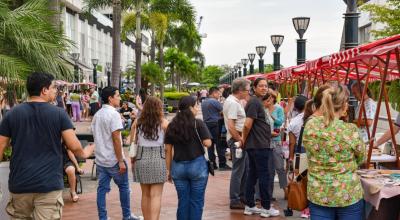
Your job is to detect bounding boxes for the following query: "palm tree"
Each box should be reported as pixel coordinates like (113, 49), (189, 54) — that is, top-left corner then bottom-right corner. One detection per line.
(122, 0), (198, 93)
(84, 0), (138, 88)
(0, 0), (72, 82)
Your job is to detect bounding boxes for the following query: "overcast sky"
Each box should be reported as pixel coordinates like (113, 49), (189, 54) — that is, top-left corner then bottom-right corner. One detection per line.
(190, 0), (347, 68)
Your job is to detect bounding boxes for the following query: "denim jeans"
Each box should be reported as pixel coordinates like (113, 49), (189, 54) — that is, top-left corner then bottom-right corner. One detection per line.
(97, 161), (131, 220)
(309, 199), (364, 220)
(171, 155), (209, 220)
(245, 148), (274, 209)
(228, 139), (248, 205)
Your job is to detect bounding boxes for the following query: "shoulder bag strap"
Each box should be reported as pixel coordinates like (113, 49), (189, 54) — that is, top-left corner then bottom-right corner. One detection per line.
(294, 119), (308, 170)
(194, 120), (210, 161)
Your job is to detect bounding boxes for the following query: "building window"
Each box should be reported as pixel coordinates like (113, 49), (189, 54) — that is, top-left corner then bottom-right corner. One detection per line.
(359, 23), (371, 44)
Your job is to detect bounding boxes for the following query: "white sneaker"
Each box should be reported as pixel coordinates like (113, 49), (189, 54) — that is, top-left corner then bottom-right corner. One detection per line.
(259, 207), (280, 218)
(243, 206), (261, 215)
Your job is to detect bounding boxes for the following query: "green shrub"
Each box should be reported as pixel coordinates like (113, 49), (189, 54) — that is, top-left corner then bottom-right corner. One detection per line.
(165, 87), (177, 92)
(167, 106), (173, 113)
(164, 92), (190, 100)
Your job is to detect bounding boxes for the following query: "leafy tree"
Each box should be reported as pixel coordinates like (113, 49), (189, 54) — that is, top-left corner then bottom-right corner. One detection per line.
(0, 0), (72, 82)
(201, 65), (225, 85)
(164, 47), (199, 91)
(360, 0), (400, 38)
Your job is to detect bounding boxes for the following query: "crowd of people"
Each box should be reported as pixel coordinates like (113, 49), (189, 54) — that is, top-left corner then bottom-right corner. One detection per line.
(3, 71), (400, 220)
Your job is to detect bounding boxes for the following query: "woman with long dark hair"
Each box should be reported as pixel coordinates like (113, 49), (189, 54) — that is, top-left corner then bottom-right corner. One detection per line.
(130, 96), (168, 220)
(165, 96), (212, 220)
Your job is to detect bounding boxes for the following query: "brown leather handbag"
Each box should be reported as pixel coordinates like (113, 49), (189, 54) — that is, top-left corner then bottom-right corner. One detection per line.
(287, 170), (308, 211)
(287, 120), (308, 211)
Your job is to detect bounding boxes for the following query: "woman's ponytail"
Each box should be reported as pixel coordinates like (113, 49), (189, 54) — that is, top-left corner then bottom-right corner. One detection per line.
(320, 88), (335, 126)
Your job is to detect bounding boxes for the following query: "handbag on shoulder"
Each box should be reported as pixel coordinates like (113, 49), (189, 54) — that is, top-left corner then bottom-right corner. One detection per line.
(287, 120), (308, 211)
(194, 120), (215, 176)
(129, 124), (138, 158)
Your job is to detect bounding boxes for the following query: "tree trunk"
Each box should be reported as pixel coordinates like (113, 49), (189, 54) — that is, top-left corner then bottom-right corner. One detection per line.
(48, 0), (61, 32)
(159, 43), (165, 102)
(177, 72), (181, 92)
(134, 0), (143, 94)
(150, 34), (156, 62)
(111, 0), (122, 88)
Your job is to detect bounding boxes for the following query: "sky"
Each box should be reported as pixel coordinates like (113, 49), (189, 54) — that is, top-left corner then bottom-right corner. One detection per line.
(190, 0), (348, 68)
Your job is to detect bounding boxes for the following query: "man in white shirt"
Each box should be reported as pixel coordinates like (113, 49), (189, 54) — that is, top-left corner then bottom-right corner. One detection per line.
(223, 78), (250, 209)
(92, 86), (142, 220)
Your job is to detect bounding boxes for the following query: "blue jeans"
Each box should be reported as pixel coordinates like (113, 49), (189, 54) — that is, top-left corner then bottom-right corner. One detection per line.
(97, 161), (131, 220)
(245, 148), (274, 209)
(171, 156), (209, 220)
(309, 199), (364, 220)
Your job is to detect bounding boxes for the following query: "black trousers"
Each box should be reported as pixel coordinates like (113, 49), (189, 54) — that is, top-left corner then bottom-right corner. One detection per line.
(206, 121), (227, 166)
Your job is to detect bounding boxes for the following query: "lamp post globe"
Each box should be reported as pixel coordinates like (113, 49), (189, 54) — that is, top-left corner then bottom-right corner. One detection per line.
(241, 59), (249, 76)
(255, 46), (267, 73)
(248, 53), (256, 74)
(271, 35), (284, 71)
(292, 17), (310, 65)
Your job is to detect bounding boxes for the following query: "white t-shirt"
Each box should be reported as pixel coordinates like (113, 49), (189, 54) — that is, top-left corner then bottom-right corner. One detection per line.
(223, 95), (246, 140)
(355, 98), (377, 142)
(200, 89), (208, 98)
(288, 112), (305, 142)
(92, 104), (125, 167)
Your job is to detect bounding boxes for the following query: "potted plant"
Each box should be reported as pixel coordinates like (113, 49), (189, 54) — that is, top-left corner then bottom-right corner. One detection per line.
(0, 146), (11, 220)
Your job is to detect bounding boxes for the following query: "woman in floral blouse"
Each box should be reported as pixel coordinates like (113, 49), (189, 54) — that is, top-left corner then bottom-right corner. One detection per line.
(303, 84), (365, 220)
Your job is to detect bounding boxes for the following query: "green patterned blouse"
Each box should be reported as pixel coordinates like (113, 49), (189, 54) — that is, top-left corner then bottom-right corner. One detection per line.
(303, 116), (365, 207)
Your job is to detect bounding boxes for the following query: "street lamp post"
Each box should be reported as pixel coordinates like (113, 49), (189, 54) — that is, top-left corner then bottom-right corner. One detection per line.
(292, 17), (310, 65)
(271, 35), (284, 71)
(106, 62), (111, 87)
(71, 53), (80, 83)
(293, 17), (310, 94)
(344, 0), (359, 50)
(236, 62), (242, 77)
(91, 58), (99, 86)
(256, 46), (267, 73)
(248, 53), (256, 74)
(119, 66), (123, 91)
(241, 59), (249, 76)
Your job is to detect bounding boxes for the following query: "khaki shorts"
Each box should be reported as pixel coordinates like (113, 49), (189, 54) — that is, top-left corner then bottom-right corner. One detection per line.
(6, 190), (63, 220)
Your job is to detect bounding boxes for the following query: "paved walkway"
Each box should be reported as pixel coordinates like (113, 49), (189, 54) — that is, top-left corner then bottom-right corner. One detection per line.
(63, 120), (303, 219)
(62, 159), (294, 220)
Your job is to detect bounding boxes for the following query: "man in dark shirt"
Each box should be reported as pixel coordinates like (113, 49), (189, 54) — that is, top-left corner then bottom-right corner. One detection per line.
(119, 101), (135, 129)
(201, 87), (231, 170)
(0, 72), (94, 219)
(242, 78), (279, 217)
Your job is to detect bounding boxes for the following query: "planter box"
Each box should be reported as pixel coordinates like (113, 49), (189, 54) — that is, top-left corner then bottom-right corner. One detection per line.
(0, 162), (10, 220)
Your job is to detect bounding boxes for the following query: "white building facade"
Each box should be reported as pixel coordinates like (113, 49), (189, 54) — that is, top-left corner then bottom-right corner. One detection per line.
(61, 0), (150, 87)
(359, 0), (388, 44)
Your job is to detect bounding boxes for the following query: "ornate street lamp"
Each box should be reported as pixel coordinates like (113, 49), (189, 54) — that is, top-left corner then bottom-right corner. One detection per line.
(292, 17), (310, 65)
(256, 46), (267, 73)
(91, 58), (99, 86)
(271, 35), (284, 71)
(241, 59), (249, 76)
(71, 53), (80, 83)
(236, 62), (242, 78)
(106, 62), (111, 87)
(248, 53), (256, 74)
(343, 0), (359, 49)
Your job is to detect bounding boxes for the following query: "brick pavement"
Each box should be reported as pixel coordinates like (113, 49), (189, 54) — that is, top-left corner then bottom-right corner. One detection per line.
(64, 117), (304, 220)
